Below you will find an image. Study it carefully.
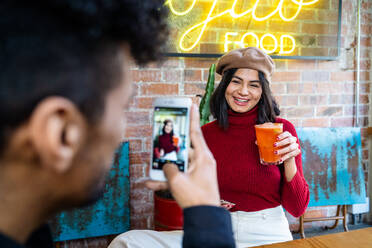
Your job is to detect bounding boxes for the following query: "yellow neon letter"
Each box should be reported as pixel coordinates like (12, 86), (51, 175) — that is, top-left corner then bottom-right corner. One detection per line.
(166, 0), (197, 16)
(279, 35), (296, 54)
(260, 33), (278, 54)
(225, 32), (239, 52)
(240, 32), (259, 48)
(252, 0), (283, 21)
(230, 0), (253, 18)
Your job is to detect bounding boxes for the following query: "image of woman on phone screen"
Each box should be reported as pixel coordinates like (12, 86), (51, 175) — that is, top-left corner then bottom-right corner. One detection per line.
(200, 47), (310, 247)
(154, 119), (179, 161)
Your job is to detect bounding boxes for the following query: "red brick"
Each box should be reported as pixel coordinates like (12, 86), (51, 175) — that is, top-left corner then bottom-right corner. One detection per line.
(131, 189), (152, 202)
(329, 95), (354, 105)
(272, 72), (300, 82)
(343, 105), (354, 116)
(130, 216), (149, 229)
(144, 138), (152, 152)
(300, 95), (327, 105)
(317, 36), (338, 47)
(269, 21), (301, 33)
(184, 69), (202, 82)
(303, 118), (330, 127)
(358, 104), (369, 115)
(361, 60), (371, 70)
(184, 83), (206, 95)
(358, 117), (369, 127)
(270, 83), (286, 94)
(360, 71), (370, 82)
(286, 107), (314, 118)
(361, 48), (371, 59)
(331, 71), (355, 82)
(185, 58), (217, 68)
(302, 71), (329, 82)
(163, 70), (182, 82)
(203, 70), (221, 82)
(331, 117), (354, 127)
(304, 209), (327, 219)
(363, 150), (368, 160)
(125, 111), (150, 125)
(287, 60), (316, 70)
(361, 37), (372, 47)
(130, 164), (145, 179)
(316, 106), (342, 117)
(129, 152), (151, 164)
(317, 10), (339, 22)
(343, 83), (354, 93)
(360, 94), (369, 104)
(162, 58), (180, 68)
(301, 48), (330, 57)
(362, 25), (372, 35)
(141, 83), (178, 95)
(136, 97), (155, 109)
(125, 125), (152, 138)
(316, 82), (343, 94)
(132, 70), (161, 82)
(317, 60), (340, 70)
(274, 60), (287, 70)
(286, 96), (299, 106)
(131, 203), (153, 216)
(129, 139), (143, 152)
(302, 24), (329, 34)
(287, 83), (314, 94)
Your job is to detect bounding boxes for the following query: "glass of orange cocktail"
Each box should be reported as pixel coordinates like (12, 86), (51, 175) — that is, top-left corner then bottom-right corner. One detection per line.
(254, 123), (283, 165)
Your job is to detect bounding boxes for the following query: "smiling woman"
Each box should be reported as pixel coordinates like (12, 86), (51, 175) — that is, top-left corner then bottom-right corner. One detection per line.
(201, 47), (310, 247)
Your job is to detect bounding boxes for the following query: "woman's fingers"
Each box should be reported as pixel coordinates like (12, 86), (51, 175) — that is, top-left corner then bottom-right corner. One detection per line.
(277, 131), (291, 140)
(280, 149), (301, 162)
(276, 142), (299, 155)
(275, 135), (297, 148)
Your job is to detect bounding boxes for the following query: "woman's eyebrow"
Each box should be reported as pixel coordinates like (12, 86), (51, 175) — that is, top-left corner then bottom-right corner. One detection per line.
(232, 75), (243, 81)
(249, 80), (260, 83)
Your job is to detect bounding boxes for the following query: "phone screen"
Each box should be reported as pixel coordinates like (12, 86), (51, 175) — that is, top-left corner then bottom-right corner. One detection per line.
(152, 106), (188, 172)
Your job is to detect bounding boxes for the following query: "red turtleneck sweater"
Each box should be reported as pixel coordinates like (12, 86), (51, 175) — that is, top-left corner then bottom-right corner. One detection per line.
(201, 107), (310, 217)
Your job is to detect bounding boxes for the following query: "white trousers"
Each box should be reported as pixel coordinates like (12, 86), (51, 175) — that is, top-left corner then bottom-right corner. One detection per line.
(108, 206), (293, 248)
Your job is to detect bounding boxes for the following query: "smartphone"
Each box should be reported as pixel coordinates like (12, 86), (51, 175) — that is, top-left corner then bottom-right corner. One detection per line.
(150, 97), (192, 181)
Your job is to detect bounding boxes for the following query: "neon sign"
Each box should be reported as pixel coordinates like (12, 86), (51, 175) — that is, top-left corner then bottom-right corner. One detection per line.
(165, 0), (335, 56)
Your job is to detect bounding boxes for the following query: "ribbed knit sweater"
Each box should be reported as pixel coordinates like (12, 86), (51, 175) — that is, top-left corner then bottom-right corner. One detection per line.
(201, 106), (310, 217)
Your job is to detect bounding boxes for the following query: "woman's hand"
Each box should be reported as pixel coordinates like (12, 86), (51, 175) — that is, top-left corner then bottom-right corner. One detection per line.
(159, 149), (165, 157)
(275, 131), (300, 164)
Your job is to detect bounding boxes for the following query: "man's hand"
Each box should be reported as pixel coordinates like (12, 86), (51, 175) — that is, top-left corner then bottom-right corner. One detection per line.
(146, 104), (220, 208)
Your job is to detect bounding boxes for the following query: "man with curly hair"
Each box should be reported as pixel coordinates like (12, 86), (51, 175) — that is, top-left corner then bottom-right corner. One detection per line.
(0, 1), (234, 248)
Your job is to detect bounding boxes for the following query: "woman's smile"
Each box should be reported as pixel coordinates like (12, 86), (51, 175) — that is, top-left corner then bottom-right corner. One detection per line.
(225, 69), (262, 113)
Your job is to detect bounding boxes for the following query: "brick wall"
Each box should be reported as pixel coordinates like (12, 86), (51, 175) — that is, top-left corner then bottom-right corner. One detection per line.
(58, 0), (371, 247)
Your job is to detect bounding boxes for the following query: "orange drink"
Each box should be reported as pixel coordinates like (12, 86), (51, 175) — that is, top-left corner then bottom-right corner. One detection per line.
(254, 123), (283, 165)
(172, 136), (179, 146)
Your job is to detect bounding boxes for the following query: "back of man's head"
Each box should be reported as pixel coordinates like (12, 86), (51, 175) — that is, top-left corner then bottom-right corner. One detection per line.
(0, 0), (168, 243)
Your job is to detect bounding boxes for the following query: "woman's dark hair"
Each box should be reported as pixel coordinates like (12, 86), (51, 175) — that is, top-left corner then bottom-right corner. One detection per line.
(162, 120), (174, 143)
(210, 68), (280, 129)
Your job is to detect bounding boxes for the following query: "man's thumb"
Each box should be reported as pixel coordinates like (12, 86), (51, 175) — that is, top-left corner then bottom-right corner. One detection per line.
(163, 163), (180, 182)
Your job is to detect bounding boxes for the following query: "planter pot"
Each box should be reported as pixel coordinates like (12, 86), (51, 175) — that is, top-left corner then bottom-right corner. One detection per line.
(154, 193), (183, 231)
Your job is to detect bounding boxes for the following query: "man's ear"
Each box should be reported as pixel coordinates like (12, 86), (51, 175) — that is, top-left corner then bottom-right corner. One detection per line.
(29, 97), (87, 173)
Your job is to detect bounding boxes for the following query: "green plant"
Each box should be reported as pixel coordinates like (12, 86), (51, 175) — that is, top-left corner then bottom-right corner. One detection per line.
(199, 64), (216, 126)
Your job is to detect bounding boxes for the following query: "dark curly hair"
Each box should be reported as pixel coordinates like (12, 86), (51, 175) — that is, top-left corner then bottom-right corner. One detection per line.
(0, 0), (169, 152)
(210, 69), (280, 129)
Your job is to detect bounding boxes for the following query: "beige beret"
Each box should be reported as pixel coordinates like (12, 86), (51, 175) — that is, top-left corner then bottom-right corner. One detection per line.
(216, 47), (275, 82)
